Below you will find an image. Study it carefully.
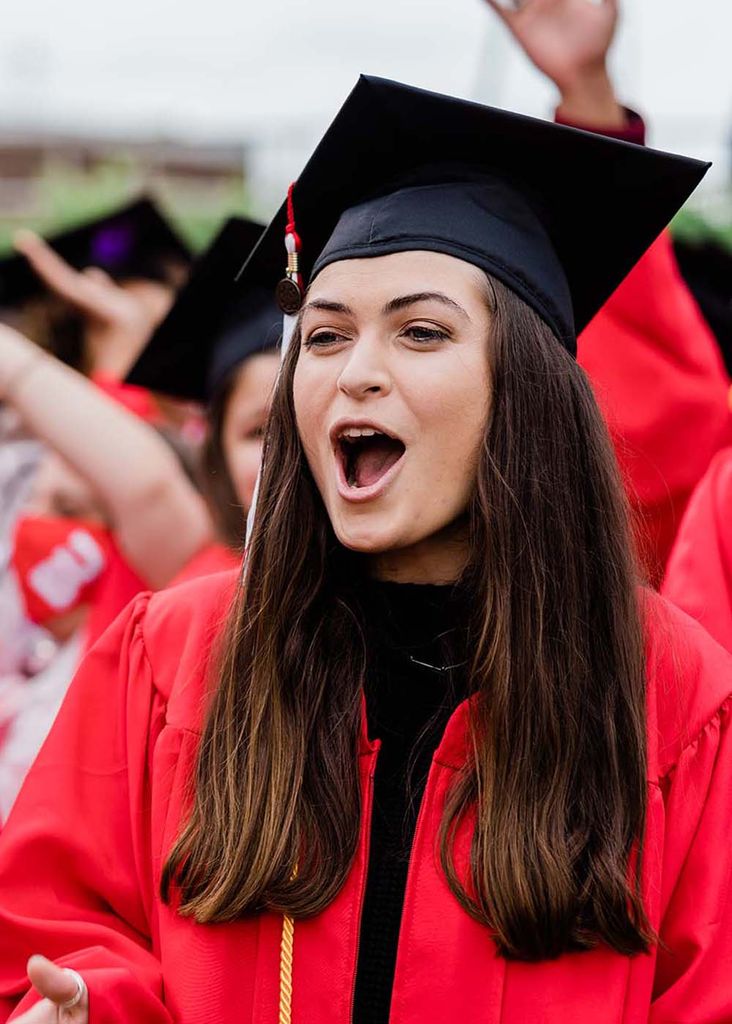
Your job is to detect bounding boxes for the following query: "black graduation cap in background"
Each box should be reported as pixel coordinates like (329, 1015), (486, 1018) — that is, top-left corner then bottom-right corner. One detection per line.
(238, 75), (709, 356)
(674, 237), (732, 376)
(0, 196), (192, 308)
(126, 216), (281, 403)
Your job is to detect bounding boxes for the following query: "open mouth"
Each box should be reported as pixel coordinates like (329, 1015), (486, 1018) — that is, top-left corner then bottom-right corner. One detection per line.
(335, 427), (406, 490)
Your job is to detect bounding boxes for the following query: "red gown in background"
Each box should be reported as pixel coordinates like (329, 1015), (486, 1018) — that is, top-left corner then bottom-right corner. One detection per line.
(578, 230), (731, 586)
(0, 570), (731, 1023)
(568, 112), (731, 585)
(662, 447), (732, 651)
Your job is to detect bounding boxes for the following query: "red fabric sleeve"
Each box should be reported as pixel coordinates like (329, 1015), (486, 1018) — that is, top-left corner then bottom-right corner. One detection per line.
(662, 448), (732, 652)
(651, 696), (732, 1019)
(0, 593), (172, 1024)
(554, 106), (646, 146)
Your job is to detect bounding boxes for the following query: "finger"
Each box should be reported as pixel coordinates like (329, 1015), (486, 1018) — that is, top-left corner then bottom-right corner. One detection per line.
(26, 955), (81, 1006)
(82, 266), (115, 287)
(13, 231), (109, 318)
(9, 998), (58, 1024)
(482, 0), (518, 26)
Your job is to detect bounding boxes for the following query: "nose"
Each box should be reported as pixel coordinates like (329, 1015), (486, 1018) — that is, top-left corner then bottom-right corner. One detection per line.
(337, 333), (392, 400)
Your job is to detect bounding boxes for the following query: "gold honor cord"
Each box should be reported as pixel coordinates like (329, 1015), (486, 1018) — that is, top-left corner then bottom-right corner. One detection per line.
(278, 910), (296, 1024)
(278, 864), (298, 1024)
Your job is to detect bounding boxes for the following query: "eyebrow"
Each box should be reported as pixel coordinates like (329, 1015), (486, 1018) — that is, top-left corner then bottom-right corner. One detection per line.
(301, 298), (354, 316)
(302, 291), (469, 321)
(381, 292), (469, 318)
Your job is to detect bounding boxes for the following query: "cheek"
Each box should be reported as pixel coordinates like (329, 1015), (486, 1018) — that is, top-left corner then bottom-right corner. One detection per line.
(225, 440), (264, 509)
(412, 359), (489, 455)
(293, 362), (329, 462)
(403, 368), (490, 522)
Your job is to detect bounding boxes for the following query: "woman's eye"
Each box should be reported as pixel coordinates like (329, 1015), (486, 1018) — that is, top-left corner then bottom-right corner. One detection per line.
(403, 324), (450, 344)
(304, 330), (347, 349)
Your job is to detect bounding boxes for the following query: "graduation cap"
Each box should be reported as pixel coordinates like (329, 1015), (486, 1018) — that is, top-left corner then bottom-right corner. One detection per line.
(237, 75), (709, 357)
(674, 237), (732, 375)
(126, 216), (281, 403)
(0, 196), (192, 308)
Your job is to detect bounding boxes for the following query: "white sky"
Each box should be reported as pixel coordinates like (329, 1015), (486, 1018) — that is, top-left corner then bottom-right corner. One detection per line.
(1, 0), (730, 206)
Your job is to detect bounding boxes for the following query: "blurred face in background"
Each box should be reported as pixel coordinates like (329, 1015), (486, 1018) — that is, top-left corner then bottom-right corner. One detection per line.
(25, 451), (107, 527)
(221, 351), (280, 511)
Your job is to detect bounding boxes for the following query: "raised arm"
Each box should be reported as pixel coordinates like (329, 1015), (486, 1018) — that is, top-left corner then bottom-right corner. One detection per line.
(0, 325), (213, 589)
(484, 0), (625, 127)
(12, 229), (167, 378)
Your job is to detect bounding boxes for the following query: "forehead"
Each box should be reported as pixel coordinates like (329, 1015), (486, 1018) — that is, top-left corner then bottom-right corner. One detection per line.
(306, 250), (489, 310)
(224, 352), (279, 421)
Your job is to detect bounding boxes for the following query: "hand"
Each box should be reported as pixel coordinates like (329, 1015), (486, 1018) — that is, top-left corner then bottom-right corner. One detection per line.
(483, 0), (626, 128)
(12, 956), (88, 1023)
(13, 230), (171, 376)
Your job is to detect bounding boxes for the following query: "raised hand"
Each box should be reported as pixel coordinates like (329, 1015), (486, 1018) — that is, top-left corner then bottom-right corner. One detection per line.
(13, 229), (172, 376)
(11, 956), (88, 1023)
(483, 0), (626, 128)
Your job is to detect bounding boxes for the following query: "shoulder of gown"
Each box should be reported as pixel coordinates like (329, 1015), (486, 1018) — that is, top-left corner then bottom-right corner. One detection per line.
(662, 445), (732, 652)
(642, 586), (732, 782)
(136, 566), (239, 733)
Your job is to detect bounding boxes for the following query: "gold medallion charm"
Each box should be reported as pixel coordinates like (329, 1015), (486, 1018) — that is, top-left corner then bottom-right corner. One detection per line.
(276, 275), (303, 315)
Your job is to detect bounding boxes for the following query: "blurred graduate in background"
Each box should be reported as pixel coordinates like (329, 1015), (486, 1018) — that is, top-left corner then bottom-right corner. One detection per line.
(0, 201), (201, 818)
(127, 215), (282, 578)
(481, 0), (731, 587)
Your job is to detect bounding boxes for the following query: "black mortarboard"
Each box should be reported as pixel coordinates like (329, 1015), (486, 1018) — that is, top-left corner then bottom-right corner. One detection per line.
(126, 216), (281, 403)
(674, 237), (732, 375)
(237, 75), (709, 356)
(0, 196), (192, 308)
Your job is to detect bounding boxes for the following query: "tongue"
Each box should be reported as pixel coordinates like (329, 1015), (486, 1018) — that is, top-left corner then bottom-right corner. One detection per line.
(354, 437), (404, 488)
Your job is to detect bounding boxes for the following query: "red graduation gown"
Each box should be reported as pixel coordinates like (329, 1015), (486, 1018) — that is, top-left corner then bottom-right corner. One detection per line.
(662, 446), (732, 652)
(577, 230), (732, 586)
(0, 570), (731, 1023)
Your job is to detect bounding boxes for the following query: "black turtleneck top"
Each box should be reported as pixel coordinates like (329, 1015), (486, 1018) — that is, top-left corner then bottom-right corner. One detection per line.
(351, 580), (470, 1024)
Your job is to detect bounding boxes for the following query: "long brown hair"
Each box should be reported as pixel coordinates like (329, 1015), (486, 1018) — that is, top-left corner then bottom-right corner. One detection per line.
(163, 276), (653, 960)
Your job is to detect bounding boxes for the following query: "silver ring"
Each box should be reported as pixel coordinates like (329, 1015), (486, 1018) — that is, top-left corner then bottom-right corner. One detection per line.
(60, 969), (86, 1010)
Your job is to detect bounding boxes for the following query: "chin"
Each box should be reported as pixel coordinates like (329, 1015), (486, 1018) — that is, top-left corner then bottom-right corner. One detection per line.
(331, 514), (411, 555)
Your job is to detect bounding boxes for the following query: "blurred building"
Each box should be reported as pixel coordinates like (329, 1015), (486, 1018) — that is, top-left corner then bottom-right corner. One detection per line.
(0, 132), (249, 252)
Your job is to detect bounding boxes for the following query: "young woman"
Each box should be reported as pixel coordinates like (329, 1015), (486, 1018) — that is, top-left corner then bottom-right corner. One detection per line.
(0, 78), (730, 1024)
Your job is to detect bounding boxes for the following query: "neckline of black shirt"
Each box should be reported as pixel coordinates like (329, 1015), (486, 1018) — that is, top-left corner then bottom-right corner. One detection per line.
(352, 578), (471, 1024)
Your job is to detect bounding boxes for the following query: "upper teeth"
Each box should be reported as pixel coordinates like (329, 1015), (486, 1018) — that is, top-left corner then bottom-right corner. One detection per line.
(341, 427), (379, 440)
